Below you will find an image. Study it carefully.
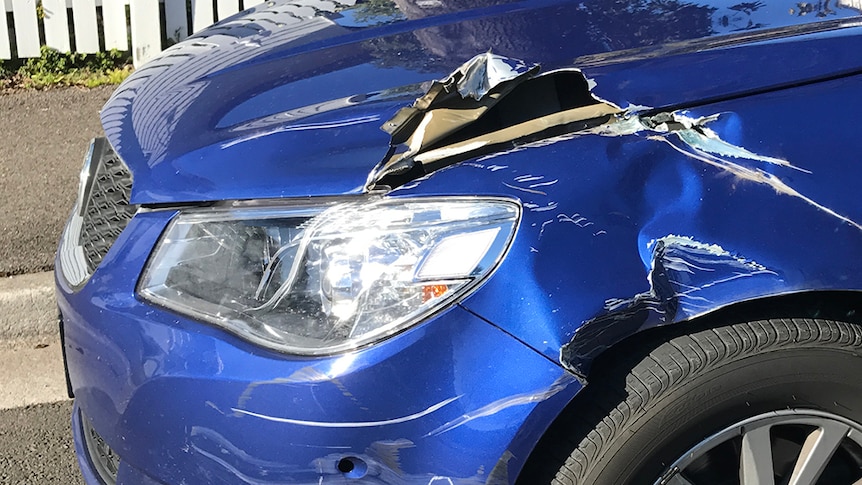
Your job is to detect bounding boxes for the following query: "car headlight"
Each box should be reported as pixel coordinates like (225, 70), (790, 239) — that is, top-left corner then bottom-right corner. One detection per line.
(139, 197), (519, 355)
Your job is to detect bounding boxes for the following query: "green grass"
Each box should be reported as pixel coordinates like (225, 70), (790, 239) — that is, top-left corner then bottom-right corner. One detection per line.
(1, 46), (133, 90)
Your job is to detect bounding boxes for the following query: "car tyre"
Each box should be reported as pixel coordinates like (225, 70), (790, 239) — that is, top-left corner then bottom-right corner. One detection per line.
(519, 318), (862, 484)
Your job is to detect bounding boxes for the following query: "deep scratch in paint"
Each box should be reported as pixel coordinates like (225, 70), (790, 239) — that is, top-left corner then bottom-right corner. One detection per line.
(502, 182), (547, 196)
(230, 395), (461, 428)
(653, 136), (862, 231)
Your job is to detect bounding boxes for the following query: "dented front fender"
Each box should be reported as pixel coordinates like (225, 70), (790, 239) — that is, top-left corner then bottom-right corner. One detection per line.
(389, 72), (862, 378)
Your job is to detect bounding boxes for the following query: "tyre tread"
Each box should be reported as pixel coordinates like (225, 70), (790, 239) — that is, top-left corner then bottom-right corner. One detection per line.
(521, 318), (862, 484)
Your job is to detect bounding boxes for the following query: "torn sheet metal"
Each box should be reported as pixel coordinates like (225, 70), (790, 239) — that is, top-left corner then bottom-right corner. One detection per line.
(381, 54), (860, 239)
(392, 63), (862, 387)
(559, 235), (780, 376)
(456, 52), (534, 101)
(380, 53), (539, 143)
(412, 102), (620, 166)
(371, 54), (627, 185)
(378, 53), (861, 237)
(373, 51), (827, 208)
(642, 113), (805, 171)
(375, 52), (840, 230)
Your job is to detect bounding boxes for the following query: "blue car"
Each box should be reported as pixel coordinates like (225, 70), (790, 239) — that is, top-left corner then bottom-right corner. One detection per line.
(56, 0), (862, 483)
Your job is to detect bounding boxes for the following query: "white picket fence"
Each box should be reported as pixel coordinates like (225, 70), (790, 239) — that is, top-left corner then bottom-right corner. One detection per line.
(2, 0), (264, 66)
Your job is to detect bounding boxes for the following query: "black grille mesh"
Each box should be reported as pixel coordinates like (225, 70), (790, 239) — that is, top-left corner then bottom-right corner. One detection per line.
(80, 142), (136, 272)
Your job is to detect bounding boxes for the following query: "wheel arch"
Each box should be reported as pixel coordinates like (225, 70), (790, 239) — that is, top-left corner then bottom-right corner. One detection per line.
(560, 283), (862, 380)
(580, 289), (862, 378)
(514, 290), (862, 484)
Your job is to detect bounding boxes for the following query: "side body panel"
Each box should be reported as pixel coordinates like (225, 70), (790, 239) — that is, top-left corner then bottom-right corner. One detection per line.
(393, 73), (862, 373)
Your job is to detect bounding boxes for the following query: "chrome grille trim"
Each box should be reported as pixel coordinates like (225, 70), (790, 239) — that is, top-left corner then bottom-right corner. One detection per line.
(59, 138), (136, 288)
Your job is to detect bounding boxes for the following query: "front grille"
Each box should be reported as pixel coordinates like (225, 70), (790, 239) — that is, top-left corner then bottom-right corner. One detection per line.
(80, 409), (119, 485)
(59, 138), (136, 287)
(79, 142), (136, 272)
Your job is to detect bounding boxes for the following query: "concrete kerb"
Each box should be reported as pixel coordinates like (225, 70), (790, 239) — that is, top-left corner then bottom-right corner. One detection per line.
(0, 272), (58, 341)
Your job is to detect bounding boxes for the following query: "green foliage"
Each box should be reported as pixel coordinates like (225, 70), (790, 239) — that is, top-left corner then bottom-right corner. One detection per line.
(1, 46), (133, 90)
(20, 46), (130, 76)
(351, 0), (403, 23)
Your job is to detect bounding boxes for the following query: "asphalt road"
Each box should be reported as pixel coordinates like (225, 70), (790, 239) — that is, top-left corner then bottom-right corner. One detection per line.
(0, 86), (115, 277)
(0, 86), (113, 483)
(0, 400), (83, 484)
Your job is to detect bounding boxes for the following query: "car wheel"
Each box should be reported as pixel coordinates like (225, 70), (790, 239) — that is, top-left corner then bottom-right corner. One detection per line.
(519, 318), (862, 485)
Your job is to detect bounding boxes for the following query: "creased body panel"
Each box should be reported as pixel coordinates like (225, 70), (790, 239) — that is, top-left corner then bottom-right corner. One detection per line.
(393, 73), (862, 370)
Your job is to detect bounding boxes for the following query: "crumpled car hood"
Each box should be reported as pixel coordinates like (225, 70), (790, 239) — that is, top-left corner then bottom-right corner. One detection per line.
(102, 0), (862, 205)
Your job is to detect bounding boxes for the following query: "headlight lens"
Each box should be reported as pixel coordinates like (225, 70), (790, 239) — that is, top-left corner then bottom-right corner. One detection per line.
(139, 197), (519, 355)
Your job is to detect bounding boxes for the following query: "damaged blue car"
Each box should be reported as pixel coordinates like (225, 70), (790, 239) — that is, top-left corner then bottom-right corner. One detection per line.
(56, 0), (862, 483)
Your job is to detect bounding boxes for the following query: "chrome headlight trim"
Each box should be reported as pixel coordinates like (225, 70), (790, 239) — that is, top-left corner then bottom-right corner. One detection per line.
(138, 196), (521, 355)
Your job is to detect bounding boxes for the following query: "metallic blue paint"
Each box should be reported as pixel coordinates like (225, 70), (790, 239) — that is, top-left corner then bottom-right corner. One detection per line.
(59, 211), (579, 483)
(101, 0), (862, 204)
(59, 0), (862, 483)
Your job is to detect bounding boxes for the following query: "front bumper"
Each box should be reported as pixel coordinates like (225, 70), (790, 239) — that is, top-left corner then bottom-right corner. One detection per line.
(58, 209), (580, 484)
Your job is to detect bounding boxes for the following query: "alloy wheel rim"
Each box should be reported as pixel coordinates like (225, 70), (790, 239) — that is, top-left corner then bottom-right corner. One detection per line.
(657, 409), (862, 485)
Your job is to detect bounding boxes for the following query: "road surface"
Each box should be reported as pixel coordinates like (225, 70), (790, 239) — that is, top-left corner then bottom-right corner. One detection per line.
(0, 86), (115, 484)
(0, 86), (114, 277)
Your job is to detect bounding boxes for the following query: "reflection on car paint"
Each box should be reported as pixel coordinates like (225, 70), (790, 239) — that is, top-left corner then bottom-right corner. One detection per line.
(220, 114), (383, 149)
(226, 85), (426, 132)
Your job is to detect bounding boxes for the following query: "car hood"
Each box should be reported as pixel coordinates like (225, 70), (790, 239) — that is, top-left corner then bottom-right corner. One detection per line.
(102, 0), (862, 205)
